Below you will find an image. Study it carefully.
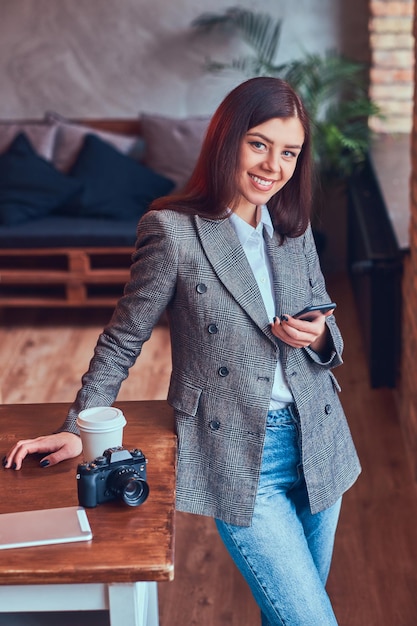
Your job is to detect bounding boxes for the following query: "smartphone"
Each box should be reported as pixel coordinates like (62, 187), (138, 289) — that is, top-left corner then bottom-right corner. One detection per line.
(293, 302), (337, 321)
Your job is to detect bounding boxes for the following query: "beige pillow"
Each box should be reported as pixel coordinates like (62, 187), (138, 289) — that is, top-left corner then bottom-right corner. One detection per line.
(45, 111), (141, 172)
(0, 122), (58, 160)
(140, 113), (211, 190)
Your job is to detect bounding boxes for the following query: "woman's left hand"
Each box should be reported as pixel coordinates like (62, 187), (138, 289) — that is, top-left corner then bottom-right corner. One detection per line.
(270, 310), (333, 353)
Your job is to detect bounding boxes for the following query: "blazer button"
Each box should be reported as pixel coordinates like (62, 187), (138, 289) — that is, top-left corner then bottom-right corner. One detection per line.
(208, 324), (218, 334)
(325, 404), (332, 415)
(218, 366), (229, 377)
(209, 420), (221, 431)
(196, 283), (207, 294)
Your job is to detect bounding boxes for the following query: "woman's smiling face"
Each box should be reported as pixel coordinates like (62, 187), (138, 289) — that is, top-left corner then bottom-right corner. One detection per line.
(233, 116), (305, 221)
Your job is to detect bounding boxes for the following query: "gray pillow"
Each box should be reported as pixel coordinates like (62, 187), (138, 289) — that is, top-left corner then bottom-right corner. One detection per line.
(45, 111), (142, 172)
(140, 113), (211, 190)
(0, 122), (58, 160)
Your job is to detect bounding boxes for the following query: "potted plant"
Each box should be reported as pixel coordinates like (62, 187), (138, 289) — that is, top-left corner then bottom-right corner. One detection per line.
(191, 8), (381, 270)
(282, 50), (381, 269)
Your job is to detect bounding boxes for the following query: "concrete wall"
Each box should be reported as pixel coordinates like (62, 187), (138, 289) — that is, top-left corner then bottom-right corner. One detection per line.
(0, 0), (369, 119)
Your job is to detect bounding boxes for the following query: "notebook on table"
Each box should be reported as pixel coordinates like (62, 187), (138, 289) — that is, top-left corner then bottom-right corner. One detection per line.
(0, 505), (92, 549)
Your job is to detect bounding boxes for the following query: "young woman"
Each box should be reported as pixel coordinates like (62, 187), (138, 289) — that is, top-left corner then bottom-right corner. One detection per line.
(4, 77), (360, 625)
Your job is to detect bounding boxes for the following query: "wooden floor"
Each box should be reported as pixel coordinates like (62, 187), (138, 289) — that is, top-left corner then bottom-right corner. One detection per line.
(1, 271), (417, 625)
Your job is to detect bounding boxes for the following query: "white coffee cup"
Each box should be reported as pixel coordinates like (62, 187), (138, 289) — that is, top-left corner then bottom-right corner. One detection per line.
(76, 406), (127, 461)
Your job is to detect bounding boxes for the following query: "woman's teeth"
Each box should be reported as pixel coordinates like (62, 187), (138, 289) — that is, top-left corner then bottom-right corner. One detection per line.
(250, 174), (273, 187)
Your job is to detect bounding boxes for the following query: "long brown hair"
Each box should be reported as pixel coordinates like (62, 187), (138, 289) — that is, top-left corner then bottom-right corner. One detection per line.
(150, 77), (313, 238)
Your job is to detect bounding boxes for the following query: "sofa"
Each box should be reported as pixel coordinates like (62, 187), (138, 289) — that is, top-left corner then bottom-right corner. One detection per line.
(0, 112), (210, 308)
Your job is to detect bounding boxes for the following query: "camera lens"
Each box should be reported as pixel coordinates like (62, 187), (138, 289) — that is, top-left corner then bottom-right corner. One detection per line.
(109, 469), (149, 507)
(122, 478), (149, 506)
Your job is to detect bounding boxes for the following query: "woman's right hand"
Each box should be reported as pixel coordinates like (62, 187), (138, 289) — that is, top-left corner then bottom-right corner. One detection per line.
(2, 432), (82, 470)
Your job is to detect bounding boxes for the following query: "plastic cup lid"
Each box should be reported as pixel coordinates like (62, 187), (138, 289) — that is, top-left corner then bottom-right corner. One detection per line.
(76, 407), (127, 432)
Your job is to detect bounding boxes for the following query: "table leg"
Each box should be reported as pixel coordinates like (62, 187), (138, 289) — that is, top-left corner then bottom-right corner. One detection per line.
(108, 582), (159, 626)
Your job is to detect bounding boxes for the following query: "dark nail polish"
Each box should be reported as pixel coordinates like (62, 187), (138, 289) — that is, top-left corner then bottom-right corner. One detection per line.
(2, 456), (7, 467)
(273, 316), (277, 323)
(281, 315), (288, 322)
(12, 462), (17, 470)
(40, 459), (50, 467)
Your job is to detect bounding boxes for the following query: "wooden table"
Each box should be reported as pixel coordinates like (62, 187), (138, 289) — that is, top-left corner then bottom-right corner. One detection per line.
(0, 401), (177, 626)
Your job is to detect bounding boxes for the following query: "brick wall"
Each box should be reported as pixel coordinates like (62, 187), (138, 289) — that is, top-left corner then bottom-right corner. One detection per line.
(397, 0), (417, 475)
(369, 0), (414, 132)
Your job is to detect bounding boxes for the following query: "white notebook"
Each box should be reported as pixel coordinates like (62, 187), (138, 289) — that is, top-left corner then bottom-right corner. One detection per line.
(0, 506), (93, 550)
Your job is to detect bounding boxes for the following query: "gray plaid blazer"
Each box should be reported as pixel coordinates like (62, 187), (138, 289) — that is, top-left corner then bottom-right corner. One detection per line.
(64, 209), (361, 526)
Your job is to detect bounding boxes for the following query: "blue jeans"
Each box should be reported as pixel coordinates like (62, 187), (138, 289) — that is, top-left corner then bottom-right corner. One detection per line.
(215, 407), (341, 626)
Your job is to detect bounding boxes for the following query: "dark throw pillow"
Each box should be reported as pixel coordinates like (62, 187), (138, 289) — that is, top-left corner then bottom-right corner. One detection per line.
(0, 133), (82, 226)
(65, 134), (175, 220)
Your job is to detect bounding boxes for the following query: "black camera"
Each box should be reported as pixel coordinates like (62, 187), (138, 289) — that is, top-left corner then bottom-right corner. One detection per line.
(76, 446), (149, 508)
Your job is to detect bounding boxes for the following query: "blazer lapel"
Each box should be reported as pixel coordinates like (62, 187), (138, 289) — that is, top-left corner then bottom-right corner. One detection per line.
(195, 216), (274, 336)
(263, 230), (294, 318)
